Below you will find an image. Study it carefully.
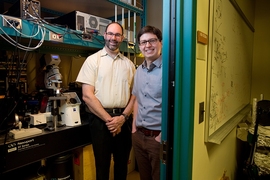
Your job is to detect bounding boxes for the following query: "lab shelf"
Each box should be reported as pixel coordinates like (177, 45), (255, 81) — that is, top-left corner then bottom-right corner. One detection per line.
(108, 0), (144, 14)
(0, 14), (140, 57)
(0, 14), (105, 56)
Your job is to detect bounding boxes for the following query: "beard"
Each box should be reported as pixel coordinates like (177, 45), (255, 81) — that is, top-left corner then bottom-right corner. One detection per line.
(105, 39), (120, 51)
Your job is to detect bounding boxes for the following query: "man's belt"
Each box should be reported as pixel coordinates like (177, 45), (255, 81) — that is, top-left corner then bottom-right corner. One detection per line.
(104, 108), (125, 114)
(138, 127), (161, 137)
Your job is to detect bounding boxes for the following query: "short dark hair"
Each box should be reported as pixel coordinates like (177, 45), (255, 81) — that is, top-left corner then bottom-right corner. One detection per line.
(105, 22), (124, 35)
(137, 25), (162, 43)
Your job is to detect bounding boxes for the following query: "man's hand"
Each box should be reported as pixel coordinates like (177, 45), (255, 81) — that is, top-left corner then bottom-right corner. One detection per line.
(155, 132), (161, 143)
(112, 127), (122, 137)
(106, 115), (125, 133)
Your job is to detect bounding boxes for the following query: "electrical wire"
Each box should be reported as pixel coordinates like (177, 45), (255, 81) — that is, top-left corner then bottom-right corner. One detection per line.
(0, 5), (106, 53)
(28, 4), (104, 46)
(0, 14), (46, 51)
(0, 4), (46, 94)
(0, 23), (45, 51)
(0, 2), (137, 62)
(15, 50), (32, 86)
(1, 15), (40, 38)
(30, 3), (107, 47)
(0, 2), (46, 51)
(13, 19), (36, 86)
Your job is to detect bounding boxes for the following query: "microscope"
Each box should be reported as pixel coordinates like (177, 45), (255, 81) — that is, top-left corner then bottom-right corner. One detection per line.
(8, 54), (81, 139)
(43, 54), (66, 130)
(44, 54), (62, 95)
(44, 54), (81, 130)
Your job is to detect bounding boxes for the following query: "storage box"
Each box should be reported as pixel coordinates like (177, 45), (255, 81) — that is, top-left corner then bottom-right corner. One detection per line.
(73, 145), (96, 180)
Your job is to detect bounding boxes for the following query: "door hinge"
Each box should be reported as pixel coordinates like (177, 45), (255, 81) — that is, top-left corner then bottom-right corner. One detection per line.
(160, 140), (168, 165)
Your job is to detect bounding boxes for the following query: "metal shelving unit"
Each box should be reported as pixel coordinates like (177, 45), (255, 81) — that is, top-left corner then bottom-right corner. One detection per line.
(0, 0), (143, 93)
(0, 15), (141, 56)
(0, 15), (105, 56)
(0, 0), (145, 56)
(0, 52), (28, 95)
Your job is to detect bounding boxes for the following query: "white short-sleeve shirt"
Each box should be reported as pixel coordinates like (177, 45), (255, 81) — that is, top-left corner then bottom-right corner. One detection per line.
(76, 48), (135, 108)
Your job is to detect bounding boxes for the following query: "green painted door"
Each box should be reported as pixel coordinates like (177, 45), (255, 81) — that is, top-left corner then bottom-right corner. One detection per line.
(161, 0), (197, 179)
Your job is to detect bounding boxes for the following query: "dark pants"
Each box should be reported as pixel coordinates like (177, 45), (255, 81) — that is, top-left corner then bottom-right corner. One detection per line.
(88, 113), (132, 180)
(132, 130), (160, 180)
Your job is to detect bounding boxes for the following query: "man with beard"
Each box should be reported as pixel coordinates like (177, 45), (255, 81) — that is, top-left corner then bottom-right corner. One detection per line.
(76, 22), (135, 180)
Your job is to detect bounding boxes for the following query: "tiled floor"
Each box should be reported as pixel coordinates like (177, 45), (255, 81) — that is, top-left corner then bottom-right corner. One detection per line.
(127, 170), (140, 180)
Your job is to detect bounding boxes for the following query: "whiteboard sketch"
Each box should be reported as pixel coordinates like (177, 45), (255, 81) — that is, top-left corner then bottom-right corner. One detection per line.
(206, 0), (253, 137)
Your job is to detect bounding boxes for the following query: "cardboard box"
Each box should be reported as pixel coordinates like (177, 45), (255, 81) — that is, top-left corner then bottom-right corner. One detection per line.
(73, 145), (96, 180)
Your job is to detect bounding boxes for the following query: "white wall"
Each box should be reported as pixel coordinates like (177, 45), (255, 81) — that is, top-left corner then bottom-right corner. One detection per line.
(192, 0), (256, 179)
(251, 0), (270, 101)
(194, 1), (236, 179)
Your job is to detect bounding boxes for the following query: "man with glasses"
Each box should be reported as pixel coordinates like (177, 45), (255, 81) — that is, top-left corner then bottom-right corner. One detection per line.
(132, 25), (163, 180)
(76, 22), (135, 180)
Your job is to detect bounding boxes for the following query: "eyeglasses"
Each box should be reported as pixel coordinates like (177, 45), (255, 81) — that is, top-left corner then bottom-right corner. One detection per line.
(106, 32), (123, 39)
(139, 38), (159, 46)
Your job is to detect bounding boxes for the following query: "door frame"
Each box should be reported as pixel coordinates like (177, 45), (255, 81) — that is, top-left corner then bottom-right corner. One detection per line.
(161, 0), (197, 179)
